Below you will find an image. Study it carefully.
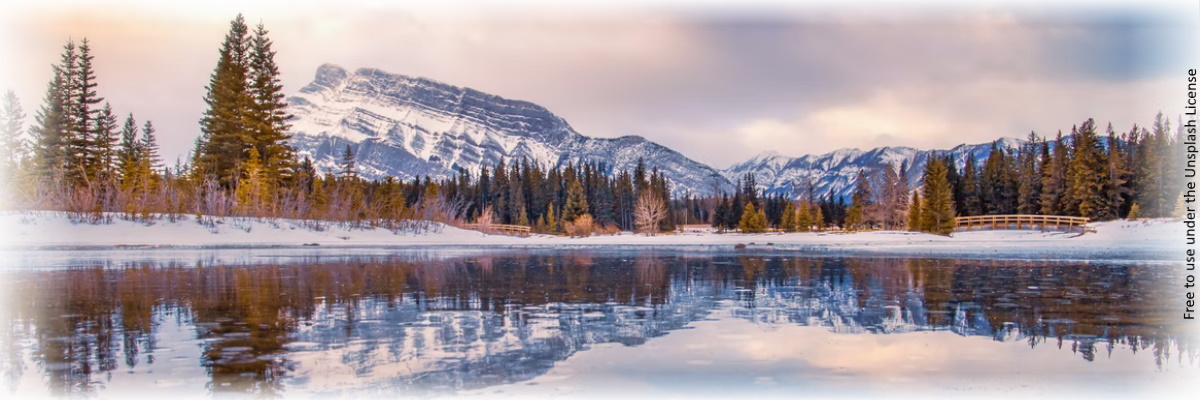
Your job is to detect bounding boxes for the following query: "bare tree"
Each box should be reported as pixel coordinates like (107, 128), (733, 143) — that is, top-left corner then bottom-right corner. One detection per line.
(634, 190), (666, 235)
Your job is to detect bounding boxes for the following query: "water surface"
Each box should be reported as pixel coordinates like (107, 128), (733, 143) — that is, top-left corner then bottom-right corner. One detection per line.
(0, 250), (1194, 398)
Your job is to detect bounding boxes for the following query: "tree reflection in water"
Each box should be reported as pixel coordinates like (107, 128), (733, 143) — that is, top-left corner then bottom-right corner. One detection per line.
(0, 252), (1192, 397)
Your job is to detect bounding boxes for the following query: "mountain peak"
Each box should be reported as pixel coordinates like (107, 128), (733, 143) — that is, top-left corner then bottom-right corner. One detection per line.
(285, 64), (733, 196)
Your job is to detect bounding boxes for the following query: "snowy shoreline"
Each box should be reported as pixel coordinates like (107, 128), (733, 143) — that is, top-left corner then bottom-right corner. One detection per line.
(0, 211), (1184, 264)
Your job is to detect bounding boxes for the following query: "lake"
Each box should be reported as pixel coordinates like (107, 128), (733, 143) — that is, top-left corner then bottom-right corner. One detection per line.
(0, 249), (1195, 399)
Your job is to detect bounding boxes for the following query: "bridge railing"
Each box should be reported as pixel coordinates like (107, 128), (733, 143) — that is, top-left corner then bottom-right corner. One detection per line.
(460, 223), (532, 236)
(954, 214), (1089, 232)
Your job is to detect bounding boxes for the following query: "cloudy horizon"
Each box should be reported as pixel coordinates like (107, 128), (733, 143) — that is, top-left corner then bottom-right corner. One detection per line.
(1, 1), (1195, 169)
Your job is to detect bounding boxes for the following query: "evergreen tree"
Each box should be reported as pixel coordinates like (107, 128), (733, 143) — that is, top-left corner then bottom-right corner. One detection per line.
(338, 144), (357, 180)
(197, 14), (253, 186)
(812, 204), (824, 231)
(73, 38), (104, 183)
(1069, 118), (1111, 219)
(140, 120), (161, 173)
(797, 199), (813, 232)
(780, 201), (796, 232)
(1105, 124), (1129, 218)
(908, 191), (922, 231)
(919, 156), (955, 235)
(1, 90), (26, 174)
(738, 202), (767, 233)
(1041, 131), (1069, 215)
(959, 152), (981, 216)
(30, 50), (72, 180)
(1015, 132), (1043, 214)
(562, 178), (589, 222)
(248, 23), (295, 185)
(712, 195), (728, 232)
(545, 203), (559, 234)
(90, 103), (119, 186)
(117, 114), (139, 184)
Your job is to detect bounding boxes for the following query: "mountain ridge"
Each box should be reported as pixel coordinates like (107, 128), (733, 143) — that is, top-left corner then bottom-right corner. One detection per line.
(286, 64), (1024, 200)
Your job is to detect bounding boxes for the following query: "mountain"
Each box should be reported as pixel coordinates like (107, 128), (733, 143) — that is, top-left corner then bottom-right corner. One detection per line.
(287, 64), (1028, 201)
(286, 64), (733, 195)
(719, 137), (1026, 201)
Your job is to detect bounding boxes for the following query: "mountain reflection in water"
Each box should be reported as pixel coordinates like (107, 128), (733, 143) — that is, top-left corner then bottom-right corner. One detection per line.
(0, 252), (1193, 398)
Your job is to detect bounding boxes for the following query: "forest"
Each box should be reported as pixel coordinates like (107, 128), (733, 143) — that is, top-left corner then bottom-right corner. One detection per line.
(0, 15), (1187, 237)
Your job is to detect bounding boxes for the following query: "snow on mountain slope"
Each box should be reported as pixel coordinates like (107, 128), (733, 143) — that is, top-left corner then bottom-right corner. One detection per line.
(287, 64), (1035, 201)
(287, 64), (732, 195)
(721, 138), (1026, 201)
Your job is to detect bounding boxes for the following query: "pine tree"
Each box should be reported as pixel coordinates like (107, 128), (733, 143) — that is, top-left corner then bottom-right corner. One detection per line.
(30, 54), (71, 180)
(197, 14), (253, 186)
(1016, 132), (1043, 214)
(117, 114), (140, 184)
(1105, 124), (1129, 218)
(919, 156), (955, 235)
(235, 146), (268, 216)
(91, 103), (118, 182)
(1, 90), (26, 174)
(1070, 118), (1111, 220)
(908, 191), (922, 231)
(1041, 131), (1069, 215)
(812, 204), (824, 231)
(780, 200), (796, 232)
(738, 202), (767, 233)
(74, 38), (104, 183)
(545, 203), (559, 234)
(959, 152), (981, 216)
(338, 144), (357, 180)
(797, 200), (813, 232)
(248, 23), (295, 185)
(140, 121), (161, 173)
(562, 178), (589, 222)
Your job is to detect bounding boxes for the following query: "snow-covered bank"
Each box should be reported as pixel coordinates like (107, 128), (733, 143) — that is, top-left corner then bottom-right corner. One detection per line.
(0, 211), (1184, 263)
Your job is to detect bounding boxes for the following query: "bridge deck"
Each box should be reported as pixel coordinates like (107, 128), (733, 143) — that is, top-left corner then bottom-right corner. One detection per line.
(954, 214), (1088, 233)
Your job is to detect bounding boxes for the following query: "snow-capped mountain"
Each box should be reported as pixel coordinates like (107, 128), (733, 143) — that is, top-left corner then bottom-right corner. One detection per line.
(287, 64), (1027, 201)
(287, 64), (732, 195)
(719, 137), (1025, 201)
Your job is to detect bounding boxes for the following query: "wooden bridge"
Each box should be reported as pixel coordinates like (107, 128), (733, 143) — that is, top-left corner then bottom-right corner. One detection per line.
(954, 214), (1089, 233)
(461, 223), (532, 236)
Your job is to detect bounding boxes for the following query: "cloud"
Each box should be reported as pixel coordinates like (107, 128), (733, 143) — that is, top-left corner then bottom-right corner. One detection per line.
(1, 2), (1192, 169)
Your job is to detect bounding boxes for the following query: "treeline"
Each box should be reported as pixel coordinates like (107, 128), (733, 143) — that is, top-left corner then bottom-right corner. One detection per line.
(697, 115), (1183, 235)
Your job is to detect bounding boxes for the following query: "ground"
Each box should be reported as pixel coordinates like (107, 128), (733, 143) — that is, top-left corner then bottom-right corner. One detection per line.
(0, 211), (1182, 264)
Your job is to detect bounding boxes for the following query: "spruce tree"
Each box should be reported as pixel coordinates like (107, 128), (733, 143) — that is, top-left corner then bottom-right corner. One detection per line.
(960, 152), (981, 216)
(919, 157), (955, 235)
(797, 200), (812, 232)
(117, 114), (140, 184)
(197, 14), (253, 186)
(1069, 118), (1110, 220)
(563, 178), (589, 222)
(1, 90), (26, 174)
(1040, 131), (1069, 215)
(30, 56), (70, 180)
(248, 23), (295, 185)
(545, 203), (559, 234)
(780, 201), (796, 232)
(74, 38), (104, 183)
(140, 120), (161, 173)
(338, 144), (357, 180)
(91, 103), (118, 182)
(908, 191), (922, 231)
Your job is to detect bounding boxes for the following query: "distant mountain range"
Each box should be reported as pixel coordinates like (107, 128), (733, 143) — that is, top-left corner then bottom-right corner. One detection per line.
(288, 64), (1020, 200)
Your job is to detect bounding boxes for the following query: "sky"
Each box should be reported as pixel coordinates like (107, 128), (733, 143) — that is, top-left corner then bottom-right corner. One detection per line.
(1, 0), (1196, 169)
